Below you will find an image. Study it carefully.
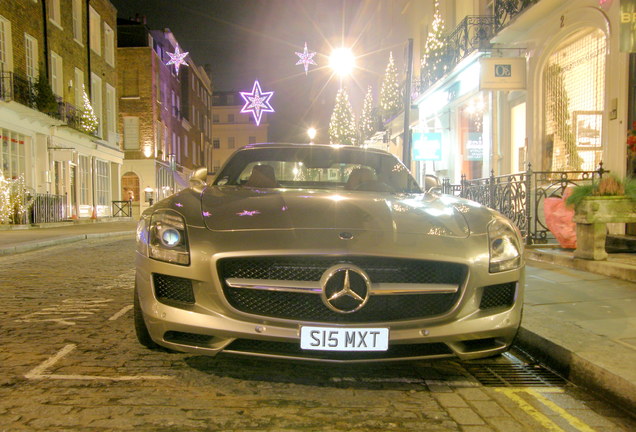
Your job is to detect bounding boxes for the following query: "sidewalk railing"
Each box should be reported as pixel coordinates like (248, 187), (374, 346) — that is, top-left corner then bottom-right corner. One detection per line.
(30, 193), (68, 224)
(441, 164), (607, 244)
(112, 200), (133, 218)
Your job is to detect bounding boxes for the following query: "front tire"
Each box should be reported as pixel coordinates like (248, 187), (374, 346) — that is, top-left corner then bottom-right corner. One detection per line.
(134, 283), (157, 349)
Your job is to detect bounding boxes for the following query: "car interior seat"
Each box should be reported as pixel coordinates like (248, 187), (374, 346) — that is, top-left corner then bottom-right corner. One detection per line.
(245, 164), (278, 188)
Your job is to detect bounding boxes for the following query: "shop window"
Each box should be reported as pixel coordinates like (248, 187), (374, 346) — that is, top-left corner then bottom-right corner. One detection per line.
(543, 29), (606, 171)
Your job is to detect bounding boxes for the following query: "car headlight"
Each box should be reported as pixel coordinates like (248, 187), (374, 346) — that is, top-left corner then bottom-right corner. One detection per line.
(488, 216), (522, 273)
(148, 210), (190, 265)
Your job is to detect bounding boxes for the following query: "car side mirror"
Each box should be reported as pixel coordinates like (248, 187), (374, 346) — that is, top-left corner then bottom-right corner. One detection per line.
(190, 167), (208, 188)
(424, 174), (440, 193)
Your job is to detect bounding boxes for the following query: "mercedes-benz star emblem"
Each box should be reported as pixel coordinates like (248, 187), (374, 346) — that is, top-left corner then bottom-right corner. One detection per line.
(320, 264), (371, 313)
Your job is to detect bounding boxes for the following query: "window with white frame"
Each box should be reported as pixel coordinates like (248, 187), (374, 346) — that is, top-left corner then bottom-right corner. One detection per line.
(48, 0), (61, 27)
(105, 84), (116, 142)
(72, 0), (82, 42)
(50, 51), (63, 96)
(1, 128), (26, 179)
(104, 23), (114, 66)
(25, 34), (38, 82)
(89, 6), (101, 55)
(184, 135), (188, 157)
(90, 73), (103, 137)
(95, 159), (111, 214)
(78, 155), (91, 206)
(0, 16), (13, 72)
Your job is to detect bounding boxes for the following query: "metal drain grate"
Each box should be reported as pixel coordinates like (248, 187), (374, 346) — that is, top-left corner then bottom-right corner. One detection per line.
(464, 363), (566, 387)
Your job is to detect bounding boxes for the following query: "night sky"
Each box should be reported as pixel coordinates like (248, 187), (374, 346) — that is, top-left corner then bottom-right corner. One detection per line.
(110, 0), (410, 143)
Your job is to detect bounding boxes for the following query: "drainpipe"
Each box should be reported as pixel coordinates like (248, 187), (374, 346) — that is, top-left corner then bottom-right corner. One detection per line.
(85, 0), (91, 97)
(41, 0), (49, 78)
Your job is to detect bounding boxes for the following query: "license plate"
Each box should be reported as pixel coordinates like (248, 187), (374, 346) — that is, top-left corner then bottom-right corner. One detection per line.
(300, 326), (389, 351)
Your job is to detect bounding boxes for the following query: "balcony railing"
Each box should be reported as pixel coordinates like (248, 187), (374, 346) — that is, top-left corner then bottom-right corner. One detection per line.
(1, 71), (95, 137)
(417, 15), (497, 95)
(415, 1), (539, 98)
(0, 72), (37, 107)
(494, 0), (540, 31)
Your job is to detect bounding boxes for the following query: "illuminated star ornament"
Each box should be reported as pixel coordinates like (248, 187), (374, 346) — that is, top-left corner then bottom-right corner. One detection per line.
(240, 80), (275, 126)
(166, 45), (189, 75)
(295, 42), (317, 75)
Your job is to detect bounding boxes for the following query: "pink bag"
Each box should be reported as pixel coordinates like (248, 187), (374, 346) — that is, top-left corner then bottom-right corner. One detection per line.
(543, 189), (576, 249)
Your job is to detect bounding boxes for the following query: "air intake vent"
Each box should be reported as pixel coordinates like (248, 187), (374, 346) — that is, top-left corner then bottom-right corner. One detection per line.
(480, 282), (516, 309)
(153, 273), (195, 304)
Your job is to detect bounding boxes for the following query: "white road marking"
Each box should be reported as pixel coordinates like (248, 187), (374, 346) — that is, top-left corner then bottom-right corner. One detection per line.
(24, 344), (172, 381)
(16, 299), (113, 325)
(108, 305), (133, 321)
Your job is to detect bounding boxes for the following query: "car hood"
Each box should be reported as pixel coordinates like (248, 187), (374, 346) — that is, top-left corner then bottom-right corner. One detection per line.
(200, 187), (470, 238)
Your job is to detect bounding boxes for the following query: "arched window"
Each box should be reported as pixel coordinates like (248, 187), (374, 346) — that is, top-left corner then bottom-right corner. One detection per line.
(542, 29), (606, 171)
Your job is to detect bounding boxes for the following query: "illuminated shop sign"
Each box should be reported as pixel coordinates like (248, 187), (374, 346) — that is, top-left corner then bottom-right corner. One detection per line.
(620, 0), (636, 52)
(479, 57), (526, 90)
(412, 132), (442, 161)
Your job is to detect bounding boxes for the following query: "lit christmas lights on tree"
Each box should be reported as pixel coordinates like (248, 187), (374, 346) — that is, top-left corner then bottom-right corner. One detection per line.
(329, 88), (357, 146)
(379, 52), (402, 121)
(79, 85), (99, 134)
(166, 45), (189, 75)
(359, 85), (376, 142)
(240, 80), (275, 126)
(295, 42), (317, 75)
(421, 0), (447, 86)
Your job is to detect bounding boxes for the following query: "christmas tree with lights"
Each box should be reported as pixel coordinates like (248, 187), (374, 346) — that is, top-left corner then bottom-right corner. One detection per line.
(359, 85), (376, 142)
(379, 52), (402, 121)
(421, 0), (447, 86)
(329, 88), (357, 146)
(79, 85), (99, 134)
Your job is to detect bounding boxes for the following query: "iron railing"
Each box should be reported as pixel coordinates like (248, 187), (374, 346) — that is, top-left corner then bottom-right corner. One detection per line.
(414, 1), (539, 98)
(29, 193), (68, 224)
(112, 200), (133, 217)
(494, 0), (540, 31)
(441, 164), (607, 244)
(1, 71), (91, 136)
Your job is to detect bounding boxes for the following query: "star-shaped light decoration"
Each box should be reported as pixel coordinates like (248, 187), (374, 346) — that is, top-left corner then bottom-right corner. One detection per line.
(240, 80), (274, 126)
(166, 45), (189, 75)
(295, 42), (317, 75)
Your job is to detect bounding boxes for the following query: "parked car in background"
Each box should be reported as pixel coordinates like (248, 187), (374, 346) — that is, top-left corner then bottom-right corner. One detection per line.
(134, 143), (524, 362)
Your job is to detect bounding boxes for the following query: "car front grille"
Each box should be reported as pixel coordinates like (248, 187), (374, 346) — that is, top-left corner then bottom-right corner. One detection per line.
(218, 256), (467, 323)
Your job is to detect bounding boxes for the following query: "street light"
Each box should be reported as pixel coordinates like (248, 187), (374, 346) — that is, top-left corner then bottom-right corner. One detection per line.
(329, 47), (355, 77)
(307, 127), (317, 143)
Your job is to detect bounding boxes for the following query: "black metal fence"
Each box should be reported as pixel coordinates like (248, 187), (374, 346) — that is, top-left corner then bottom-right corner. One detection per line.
(29, 193), (68, 224)
(112, 200), (133, 217)
(441, 164), (607, 244)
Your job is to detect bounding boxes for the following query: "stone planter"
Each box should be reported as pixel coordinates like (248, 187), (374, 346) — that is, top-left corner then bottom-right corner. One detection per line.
(573, 196), (636, 260)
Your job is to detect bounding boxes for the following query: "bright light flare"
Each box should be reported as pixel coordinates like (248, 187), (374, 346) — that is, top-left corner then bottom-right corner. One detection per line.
(329, 47), (355, 77)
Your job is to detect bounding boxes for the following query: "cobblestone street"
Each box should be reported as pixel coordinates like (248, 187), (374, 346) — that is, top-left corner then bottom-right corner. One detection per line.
(0, 238), (634, 431)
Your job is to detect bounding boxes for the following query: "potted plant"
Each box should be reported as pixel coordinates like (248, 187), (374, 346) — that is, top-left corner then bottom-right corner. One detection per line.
(565, 175), (636, 260)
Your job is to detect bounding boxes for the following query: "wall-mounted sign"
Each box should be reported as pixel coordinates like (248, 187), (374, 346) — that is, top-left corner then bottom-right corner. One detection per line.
(412, 132), (442, 161)
(479, 57), (526, 90)
(620, 0), (636, 52)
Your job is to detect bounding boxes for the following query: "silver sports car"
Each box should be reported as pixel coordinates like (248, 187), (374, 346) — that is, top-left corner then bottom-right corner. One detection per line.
(134, 143), (524, 363)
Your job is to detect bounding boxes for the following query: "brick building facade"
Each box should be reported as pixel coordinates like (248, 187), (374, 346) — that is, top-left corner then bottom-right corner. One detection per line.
(0, 0), (124, 221)
(117, 18), (212, 217)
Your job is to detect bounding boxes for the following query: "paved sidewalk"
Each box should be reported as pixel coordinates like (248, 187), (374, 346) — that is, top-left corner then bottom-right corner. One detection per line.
(0, 219), (137, 255)
(1, 219), (635, 414)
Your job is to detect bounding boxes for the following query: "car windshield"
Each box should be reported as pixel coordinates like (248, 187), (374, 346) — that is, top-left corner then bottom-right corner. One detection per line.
(213, 146), (422, 194)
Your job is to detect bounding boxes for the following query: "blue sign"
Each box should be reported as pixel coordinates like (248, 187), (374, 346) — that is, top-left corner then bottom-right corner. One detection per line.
(412, 132), (442, 161)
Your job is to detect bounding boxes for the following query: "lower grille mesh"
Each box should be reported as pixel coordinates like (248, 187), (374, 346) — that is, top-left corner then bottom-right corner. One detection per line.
(153, 273), (195, 304)
(480, 283), (516, 309)
(224, 339), (453, 361)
